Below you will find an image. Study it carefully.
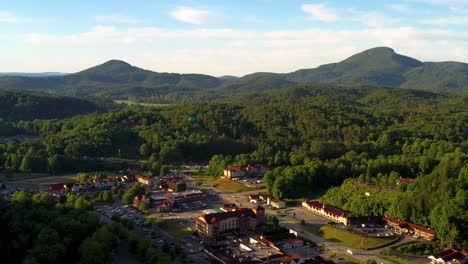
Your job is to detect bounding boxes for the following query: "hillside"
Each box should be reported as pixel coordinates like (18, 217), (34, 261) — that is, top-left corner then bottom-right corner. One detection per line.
(0, 47), (467, 103)
(0, 90), (107, 121)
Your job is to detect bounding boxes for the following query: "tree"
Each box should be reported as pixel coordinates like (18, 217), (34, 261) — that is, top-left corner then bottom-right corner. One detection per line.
(76, 172), (90, 183)
(12, 191), (31, 204)
(74, 196), (91, 210)
(138, 199), (150, 212)
(139, 143), (151, 157)
(102, 191), (112, 202)
(19, 154), (34, 173)
(175, 182), (187, 192)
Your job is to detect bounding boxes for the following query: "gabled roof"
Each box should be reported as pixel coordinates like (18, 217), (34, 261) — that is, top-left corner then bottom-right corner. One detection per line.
(383, 216), (436, 235)
(303, 200), (348, 217)
(431, 248), (467, 262)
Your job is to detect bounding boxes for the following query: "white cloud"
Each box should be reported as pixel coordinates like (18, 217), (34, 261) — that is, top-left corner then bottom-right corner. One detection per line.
(94, 14), (141, 24)
(170, 7), (213, 25)
(414, 0), (468, 4)
(23, 33), (58, 45)
(387, 4), (410, 12)
(0, 11), (34, 23)
(419, 16), (468, 25)
(301, 3), (340, 22)
(19, 26), (468, 75)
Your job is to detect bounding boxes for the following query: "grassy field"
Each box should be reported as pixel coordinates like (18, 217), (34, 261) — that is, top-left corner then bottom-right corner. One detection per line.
(378, 250), (421, 264)
(164, 222), (193, 239)
(114, 100), (172, 107)
(320, 225), (398, 250)
(208, 178), (256, 193)
(0, 172), (49, 182)
(330, 253), (362, 264)
(147, 215), (193, 239)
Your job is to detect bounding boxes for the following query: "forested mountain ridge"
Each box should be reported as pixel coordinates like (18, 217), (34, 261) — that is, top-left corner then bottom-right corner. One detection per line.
(0, 47), (467, 103)
(0, 90), (108, 121)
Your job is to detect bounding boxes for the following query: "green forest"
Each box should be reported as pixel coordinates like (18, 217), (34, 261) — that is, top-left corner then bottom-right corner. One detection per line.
(0, 85), (467, 250)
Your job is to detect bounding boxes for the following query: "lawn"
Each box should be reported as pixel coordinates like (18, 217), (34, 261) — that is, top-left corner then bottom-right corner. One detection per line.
(378, 250), (421, 264)
(146, 215), (193, 239)
(330, 253), (361, 264)
(320, 225), (398, 250)
(208, 178), (256, 193)
(164, 222), (193, 239)
(0, 172), (49, 182)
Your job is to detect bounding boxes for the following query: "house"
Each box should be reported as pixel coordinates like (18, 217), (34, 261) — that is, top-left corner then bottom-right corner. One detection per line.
(196, 205), (265, 237)
(429, 248), (467, 264)
(223, 166), (245, 179)
(302, 200), (349, 226)
(383, 216), (436, 240)
(165, 180), (178, 192)
(396, 176), (415, 185)
(268, 198), (286, 209)
(281, 255), (306, 264)
(244, 164), (269, 176)
(135, 175), (154, 186)
(48, 183), (69, 191)
(282, 238), (304, 249)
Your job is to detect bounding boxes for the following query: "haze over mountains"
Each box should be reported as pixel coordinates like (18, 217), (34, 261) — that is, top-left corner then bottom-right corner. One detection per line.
(0, 47), (466, 103)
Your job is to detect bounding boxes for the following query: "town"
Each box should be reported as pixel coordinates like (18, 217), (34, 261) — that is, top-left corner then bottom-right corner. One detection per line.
(1, 163), (465, 264)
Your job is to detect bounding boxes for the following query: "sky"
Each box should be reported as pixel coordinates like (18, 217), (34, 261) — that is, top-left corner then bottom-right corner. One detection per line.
(1, 0), (468, 76)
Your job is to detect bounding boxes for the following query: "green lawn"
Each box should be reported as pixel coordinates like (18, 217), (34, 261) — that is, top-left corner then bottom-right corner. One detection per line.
(330, 253), (361, 264)
(164, 222), (193, 239)
(378, 250), (421, 264)
(320, 225), (398, 250)
(208, 178), (256, 193)
(0, 172), (49, 182)
(147, 215), (193, 239)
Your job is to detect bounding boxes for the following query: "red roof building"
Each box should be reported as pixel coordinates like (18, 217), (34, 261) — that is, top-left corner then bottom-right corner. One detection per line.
(302, 200), (349, 225)
(429, 248), (467, 263)
(383, 216), (436, 240)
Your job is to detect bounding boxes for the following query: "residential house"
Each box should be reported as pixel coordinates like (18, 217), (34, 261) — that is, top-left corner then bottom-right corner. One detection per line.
(302, 200), (349, 226)
(196, 205), (265, 237)
(223, 166), (245, 179)
(281, 255), (306, 264)
(135, 175), (154, 186)
(282, 238), (304, 249)
(429, 248), (467, 264)
(268, 198), (286, 209)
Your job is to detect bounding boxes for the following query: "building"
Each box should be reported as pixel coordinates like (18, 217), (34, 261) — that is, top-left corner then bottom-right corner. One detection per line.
(396, 176), (415, 185)
(150, 190), (204, 209)
(282, 238), (304, 249)
(135, 175), (154, 185)
(268, 198), (286, 209)
(429, 248), (467, 264)
(223, 164), (270, 179)
(224, 166), (245, 179)
(220, 203), (238, 212)
(383, 216), (436, 240)
(48, 183), (69, 191)
(281, 255), (306, 264)
(196, 205), (265, 237)
(302, 200), (349, 226)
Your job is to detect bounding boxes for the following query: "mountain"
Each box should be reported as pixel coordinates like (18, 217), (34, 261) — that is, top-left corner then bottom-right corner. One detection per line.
(0, 47), (467, 102)
(0, 72), (68, 77)
(0, 90), (108, 121)
(286, 47), (423, 87)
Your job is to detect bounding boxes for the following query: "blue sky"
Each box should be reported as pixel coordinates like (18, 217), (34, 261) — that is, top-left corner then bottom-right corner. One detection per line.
(1, 0), (468, 76)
